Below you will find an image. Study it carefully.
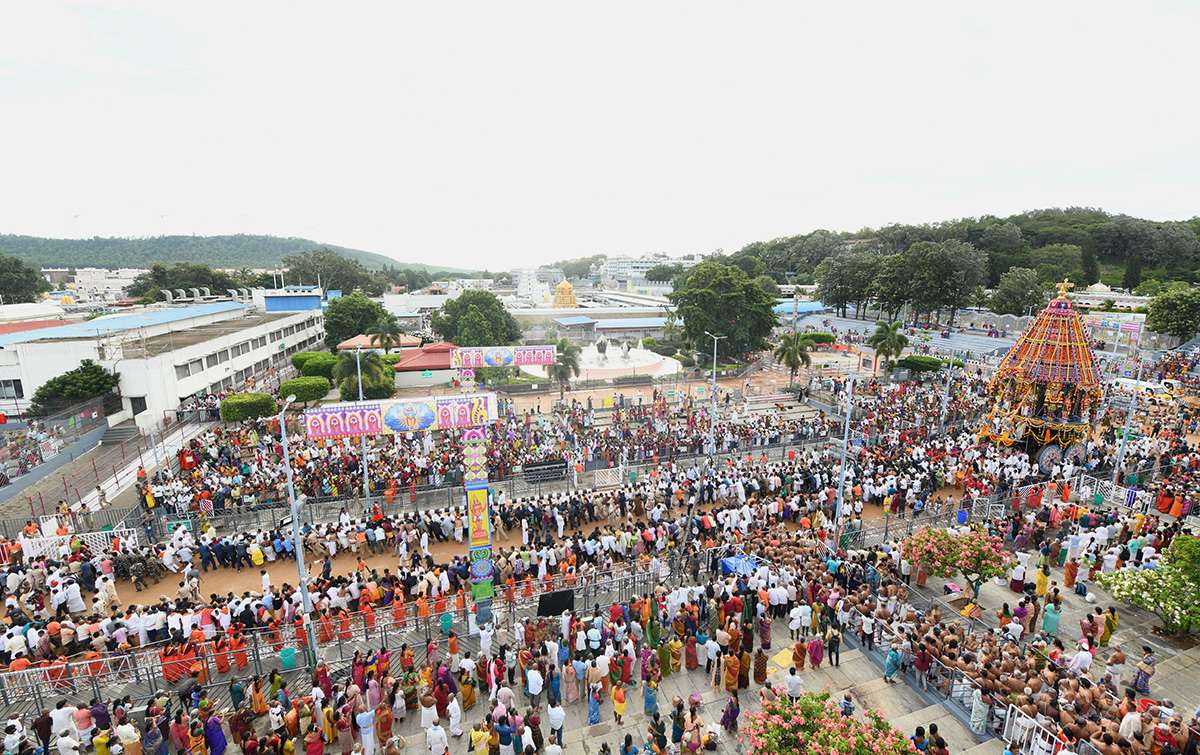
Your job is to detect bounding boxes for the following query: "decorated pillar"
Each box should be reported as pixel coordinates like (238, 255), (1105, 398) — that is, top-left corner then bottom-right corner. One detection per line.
(463, 428), (494, 624)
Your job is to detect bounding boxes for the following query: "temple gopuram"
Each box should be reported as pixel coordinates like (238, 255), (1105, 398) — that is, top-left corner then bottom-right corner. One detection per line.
(978, 279), (1103, 473)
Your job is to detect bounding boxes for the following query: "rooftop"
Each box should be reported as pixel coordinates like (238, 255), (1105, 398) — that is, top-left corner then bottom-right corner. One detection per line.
(595, 317), (666, 330)
(0, 302), (247, 348)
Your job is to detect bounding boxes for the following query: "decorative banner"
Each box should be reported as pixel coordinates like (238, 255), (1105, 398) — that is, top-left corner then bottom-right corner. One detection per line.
(462, 441), (488, 483)
(450, 346), (557, 369)
(304, 393), (497, 439)
(466, 487), (491, 548)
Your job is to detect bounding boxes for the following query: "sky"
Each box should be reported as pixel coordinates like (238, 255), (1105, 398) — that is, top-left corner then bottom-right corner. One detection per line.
(1, 2), (1198, 271)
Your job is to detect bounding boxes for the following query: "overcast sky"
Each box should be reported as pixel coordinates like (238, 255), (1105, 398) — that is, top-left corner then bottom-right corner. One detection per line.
(2, 2), (1198, 271)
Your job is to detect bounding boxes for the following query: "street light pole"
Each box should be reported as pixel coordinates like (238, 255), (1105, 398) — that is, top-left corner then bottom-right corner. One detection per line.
(938, 329), (958, 435)
(1112, 359), (1143, 487)
(279, 394), (317, 659)
(705, 331), (727, 463)
(356, 347), (372, 511)
(833, 372), (855, 552)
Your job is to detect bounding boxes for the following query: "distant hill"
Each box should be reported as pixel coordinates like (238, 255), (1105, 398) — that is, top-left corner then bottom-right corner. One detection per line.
(0, 234), (469, 273)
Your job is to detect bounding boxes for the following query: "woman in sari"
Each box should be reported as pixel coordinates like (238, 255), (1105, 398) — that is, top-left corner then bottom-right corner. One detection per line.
(1014, 602), (1031, 638)
(1036, 565), (1050, 597)
(1099, 607), (1118, 646)
(188, 720), (208, 755)
(753, 649), (768, 685)
(314, 663), (333, 701)
(648, 712), (666, 754)
(1132, 647), (1156, 694)
(670, 702), (685, 746)
(1064, 559), (1079, 588)
(723, 653), (739, 692)
(758, 614), (772, 650)
(204, 713), (227, 755)
(668, 638), (683, 673)
(351, 652), (366, 691)
(229, 679), (245, 712)
(684, 637), (698, 670)
(1041, 600), (1062, 636)
(323, 701), (337, 744)
(588, 688), (601, 725)
(643, 677), (658, 717)
(563, 661), (579, 704)
(969, 688), (988, 736)
(548, 664), (562, 703)
(657, 642), (672, 678)
(883, 644), (902, 683)
(375, 702), (393, 745)
(720, 691), (740, 734)
(303, 726), (323, 755)
(610, 654), (625, 687)
(401, 671), (418, 711)
(738, 649), (751, 689)
(251, 678), (269, 716)
(808, 636), (824, 669)
(792, 640), (807, 670)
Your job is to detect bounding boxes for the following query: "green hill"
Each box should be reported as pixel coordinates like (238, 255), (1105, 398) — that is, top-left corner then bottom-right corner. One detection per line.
(0, 233), (468, 273)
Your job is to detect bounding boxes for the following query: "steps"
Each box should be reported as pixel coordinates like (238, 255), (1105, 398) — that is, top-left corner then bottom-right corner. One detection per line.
(100, 421), (141, 446)
(961, 741), (1009, 755)
(888, 703), (984, 754)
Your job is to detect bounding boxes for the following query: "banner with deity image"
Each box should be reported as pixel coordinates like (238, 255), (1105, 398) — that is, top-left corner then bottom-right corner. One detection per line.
(303, 393), (498, 440)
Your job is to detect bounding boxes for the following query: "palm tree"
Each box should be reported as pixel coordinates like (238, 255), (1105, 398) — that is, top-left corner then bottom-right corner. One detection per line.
(867, 320), (909, 372)
(663, 310), (679, 341)
(332, 350), (391, 397)
(367, 314), (406, 353)
(773, 333), (814, 387)
(547, 338), (582, 400)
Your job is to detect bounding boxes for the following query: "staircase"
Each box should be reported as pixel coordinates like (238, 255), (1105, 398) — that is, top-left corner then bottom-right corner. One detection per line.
(100, 420), (141, 446)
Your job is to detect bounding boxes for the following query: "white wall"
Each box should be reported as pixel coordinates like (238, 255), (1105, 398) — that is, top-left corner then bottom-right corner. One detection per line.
(394, 368), (455, 388)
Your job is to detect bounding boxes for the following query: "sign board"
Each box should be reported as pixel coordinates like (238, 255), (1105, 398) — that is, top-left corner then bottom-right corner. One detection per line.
(667, 390), (676, 399)
(304, 393), (498, 440)
(420, 371), (433, 378)
(450, 346), (557, 369)
(696, 388), (704, 397)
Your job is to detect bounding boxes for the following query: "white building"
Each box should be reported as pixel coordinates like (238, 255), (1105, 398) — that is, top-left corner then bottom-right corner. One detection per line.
(0, 302), (323, 429)
(602, 254), (699, 279)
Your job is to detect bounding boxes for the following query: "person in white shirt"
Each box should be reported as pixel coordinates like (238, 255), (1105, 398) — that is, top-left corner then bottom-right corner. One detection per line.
(526, 667), (544, 707)
(785, 667), (804, 699)
(425, 719), (449, 755)
(546, 702), (565, 745)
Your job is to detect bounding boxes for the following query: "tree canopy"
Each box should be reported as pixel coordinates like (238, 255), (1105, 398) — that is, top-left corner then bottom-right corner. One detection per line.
(667, 262), (777, 355)
(431, 290), (521, 347)
(322, 293), (386, 349)
(126, 262), (239, 301)
(1146, 288), (1200, 340)
(282, 248), (380, 294)
(30, 359), (121, 414)
(989, 267), (1046, 315)
(0, 253), (51, 304)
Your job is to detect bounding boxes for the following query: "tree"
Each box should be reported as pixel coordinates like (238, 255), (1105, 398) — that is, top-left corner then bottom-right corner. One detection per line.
(322, 292), (386, 349)
(866, 321), (908, 371)
(1146, 288), (1200, 339)
(125, 262), (237, 301)
(279, 376), (331, 405)
(904, 240), (988, 325)
(745, 692), (919, 755)
(219, 393), (277, 423)
(0, 254), (51, 303)
(331, 351), (392, 400)
(1098, 535), (1200, 635)
(662, 310), (680, 341)
(1029, 244), (1083, 284)
(1134, 279), (1162, 297)
(366, 314), (406, 353)
(431, 290), (521, 347)
(290, 351), (324, 371)
(989, 267), (1046, 315)
(979, 221), (1024, 257)
(29, 359), (121, 415)
(1122, 254), (1144, 291)
(546, 338), (581, 399)
(903, 527), (1012, 601)
(772, 333), (813, 387)
(667, 262), (778, 355)
(282, 248), (374, 293)
(1080, 247), (1100, 285)
(753, 274), (780, 296)
(299, 352), (338, 379)
(644, 263), (683, 282)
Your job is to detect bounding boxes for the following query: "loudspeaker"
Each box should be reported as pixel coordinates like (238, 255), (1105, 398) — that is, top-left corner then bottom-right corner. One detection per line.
(537, 589), (574, 617)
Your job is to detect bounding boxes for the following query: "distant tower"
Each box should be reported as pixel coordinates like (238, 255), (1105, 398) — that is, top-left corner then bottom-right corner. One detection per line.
(552, 280), (578, 308)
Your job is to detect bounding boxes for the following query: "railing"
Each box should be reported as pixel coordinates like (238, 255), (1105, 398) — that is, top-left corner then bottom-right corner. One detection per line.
(1001, 703), (1063, 755)
(19, 526), (140, 561)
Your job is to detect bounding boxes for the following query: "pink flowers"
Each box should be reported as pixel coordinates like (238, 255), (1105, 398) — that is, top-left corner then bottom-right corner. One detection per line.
(744, 692), (919, 755)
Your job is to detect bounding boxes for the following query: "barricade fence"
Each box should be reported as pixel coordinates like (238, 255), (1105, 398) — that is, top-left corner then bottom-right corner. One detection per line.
(20, 527), (140, 561)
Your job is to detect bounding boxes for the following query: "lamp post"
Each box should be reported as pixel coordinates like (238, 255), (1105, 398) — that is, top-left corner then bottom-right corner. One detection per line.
(938, 329), (958, 435)
(833, 372), (855, 551)
(279, 394), (317, 660)
(1112, 359), (1143, 487)
(356, 347), (372, 511)
(705, 331), (727, 462)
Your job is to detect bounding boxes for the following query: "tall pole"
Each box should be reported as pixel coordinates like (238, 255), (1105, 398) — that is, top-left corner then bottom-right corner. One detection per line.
(705, 331), (727, 462)
(1112, 359), (1143, 486)
(279, 395), (317, 658)
(833, 372), (855, 551)
(357, 347), (372, 511)
(938, 329), (958, 435)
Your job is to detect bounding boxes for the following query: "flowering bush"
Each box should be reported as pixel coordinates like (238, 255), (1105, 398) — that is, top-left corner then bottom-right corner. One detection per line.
(1097, 535), (1200, 635)
(744, 691), (918, 755)
(904, 526), (1012, 600)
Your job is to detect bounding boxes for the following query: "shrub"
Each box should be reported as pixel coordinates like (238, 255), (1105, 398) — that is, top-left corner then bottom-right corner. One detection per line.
(380, 354), (405, 365)
(290, 351), (324, 370)
(674, 355), (696, 367)
(806, 332), (835, 344)
(650, 345), (677, 357)
(895, 355), (943, 372)
(279, 376), (331, 404)
(339, 379), (396, 402)
(300, 352), (338, 379)
(942, 358), (966, 369)
(220, 393), (277, 422)
(640, 337), (657, 349)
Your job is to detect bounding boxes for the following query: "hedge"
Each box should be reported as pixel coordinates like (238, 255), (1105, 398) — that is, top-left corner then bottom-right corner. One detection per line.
(291, 351), (324, 370)
(640, 337), (657, 349)
(300, 352), (338, 379)
(806, 332), (835, 344)
(280, 376), (331, 404)
(673, 355), (696, 367)
(381, 354), (405, 365)
(650, 345), (677, 357)
(220, 393), (278, 422)
(340, 380), (396, 401)
(896, 356), (943, 372)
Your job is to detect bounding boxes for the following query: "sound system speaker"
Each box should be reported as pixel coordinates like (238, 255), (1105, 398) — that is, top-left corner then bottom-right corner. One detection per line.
(537, 589), (574, 617)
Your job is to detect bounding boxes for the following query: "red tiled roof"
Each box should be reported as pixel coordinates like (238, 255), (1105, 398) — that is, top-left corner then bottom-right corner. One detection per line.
(337, 333), (421, 350)
(0, 319), (70, 335)
(392, 341), (458, 371)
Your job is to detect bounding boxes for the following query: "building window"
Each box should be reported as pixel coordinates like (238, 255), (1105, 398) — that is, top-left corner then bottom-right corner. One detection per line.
(189, 359), (203, 375)
(217, 349), (230, 363)
(0, 379), (23, 399)
(175, 365), (190, 380)
(206, 354), (219, 368)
